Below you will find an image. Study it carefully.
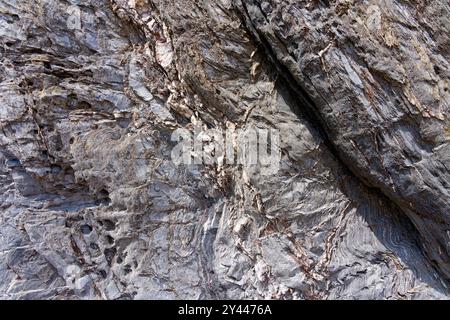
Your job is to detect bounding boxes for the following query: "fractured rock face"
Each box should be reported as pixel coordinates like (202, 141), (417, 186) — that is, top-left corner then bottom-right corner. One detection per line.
(0, 0), (448, 299)
(237, 0), (450, 280)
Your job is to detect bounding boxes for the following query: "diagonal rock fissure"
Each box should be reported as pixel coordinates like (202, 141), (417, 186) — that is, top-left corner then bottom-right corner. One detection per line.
(235, 0), (343, 168)
(234, 0), (449, 283)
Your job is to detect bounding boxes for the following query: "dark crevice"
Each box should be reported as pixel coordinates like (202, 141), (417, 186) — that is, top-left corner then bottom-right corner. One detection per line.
(234, 1), (355, 178)
(234, 0), (450, 284)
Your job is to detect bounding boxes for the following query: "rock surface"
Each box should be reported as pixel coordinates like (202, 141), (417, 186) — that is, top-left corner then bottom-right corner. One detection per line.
(0, 0), (448, 299)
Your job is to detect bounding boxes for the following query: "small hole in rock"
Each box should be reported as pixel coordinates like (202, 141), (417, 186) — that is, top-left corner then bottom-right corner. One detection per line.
(67, 94), (78, 109)
(64, 167), (75, 175)
(6, 159), (21, 168)
(99, 270), (107, 279)
(102, 219), (115, 231)
(124, 265), (132, 275)
(80, 224), (93, 235)
(90, 243), (99, 250)
(104, 247), (117, 266)
(97, 189), (111, 206)
(105, 235), (114, 244)
(434, 65), (441, 75)
(77, 101), (92, 109)
(54, 135), (63, 151)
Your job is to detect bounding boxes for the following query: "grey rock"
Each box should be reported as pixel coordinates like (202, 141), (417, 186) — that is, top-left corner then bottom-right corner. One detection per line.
(237, 0), (450, 279)
(0, 0), (448, 300)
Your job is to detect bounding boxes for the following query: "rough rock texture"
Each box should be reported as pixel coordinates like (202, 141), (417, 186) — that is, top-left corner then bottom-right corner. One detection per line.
(0, 0), (448, 299)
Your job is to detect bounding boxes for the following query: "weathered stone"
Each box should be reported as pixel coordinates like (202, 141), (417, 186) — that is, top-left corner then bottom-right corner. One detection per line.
(0, 0), (448, 300)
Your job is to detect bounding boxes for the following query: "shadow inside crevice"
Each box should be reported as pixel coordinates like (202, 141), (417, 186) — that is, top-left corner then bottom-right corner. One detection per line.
(233, 7), (450, 295)
(269, 50), (450, 298)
